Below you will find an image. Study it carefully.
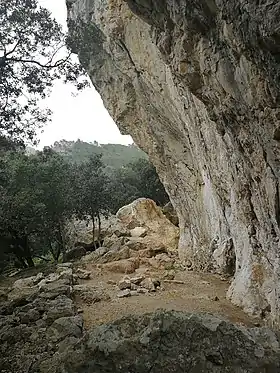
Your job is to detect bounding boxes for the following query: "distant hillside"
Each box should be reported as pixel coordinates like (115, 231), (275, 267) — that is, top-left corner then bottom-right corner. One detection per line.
(50, 139), (147, 169)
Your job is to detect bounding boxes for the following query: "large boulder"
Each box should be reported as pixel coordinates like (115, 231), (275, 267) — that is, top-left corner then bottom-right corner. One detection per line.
(46, 310), (280, 372)
(63, 247), (86, 262)
(116, 198), (179, 253)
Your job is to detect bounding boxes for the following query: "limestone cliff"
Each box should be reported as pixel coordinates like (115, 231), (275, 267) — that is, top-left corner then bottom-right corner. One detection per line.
(66, 0), (280, 325)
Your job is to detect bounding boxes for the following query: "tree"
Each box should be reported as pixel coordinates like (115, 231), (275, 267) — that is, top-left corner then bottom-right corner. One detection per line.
(110, 159), (169, 212)
(33, 148), (75, 261)
(74, 154), (112, 244)
(129, 159), (169, 206)
(0, 148), (75, 268)
(0, 151), (46, 267)
(0, 0), (87, 145)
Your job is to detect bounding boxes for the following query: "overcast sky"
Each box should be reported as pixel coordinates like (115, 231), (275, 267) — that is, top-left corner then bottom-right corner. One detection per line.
(36, 0), (132, 148)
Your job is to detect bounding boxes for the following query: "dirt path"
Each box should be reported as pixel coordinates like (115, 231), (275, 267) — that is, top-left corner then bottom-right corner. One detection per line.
(77, 264), (260, 329)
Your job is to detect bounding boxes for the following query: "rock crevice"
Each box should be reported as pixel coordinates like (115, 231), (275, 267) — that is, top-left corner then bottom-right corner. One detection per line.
(67, 0), (280, 325)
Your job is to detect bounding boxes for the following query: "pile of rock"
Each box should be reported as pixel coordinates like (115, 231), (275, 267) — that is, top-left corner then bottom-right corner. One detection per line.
(0, 264), (82, 373)
(80, 198), (180, 274)
(116, 275), (161, 298)
(0, 263), (112, 373)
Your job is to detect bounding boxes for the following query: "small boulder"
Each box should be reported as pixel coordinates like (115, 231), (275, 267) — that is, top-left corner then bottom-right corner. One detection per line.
(137, 288), (148, 294)
(38, 279), (71, 300)
(163, 270), (175, 281)
(130, 275), (144, 285)
(48, 315), (83, 342)
(76, 268), (91, 280)
(81, 247), (109, 263)
(117, 289), (131, 298)
(57, 262), (73, 269)
(13, 273), (43, 289)
(63, 247), (86, 262)
(98, 246), (130, 264)
(43, 295), (75, 325)
(140, 278), (156, 292)
(118, 276), (131, 290)
(102, 258), (139, 274)
(131, 283), (139, 291)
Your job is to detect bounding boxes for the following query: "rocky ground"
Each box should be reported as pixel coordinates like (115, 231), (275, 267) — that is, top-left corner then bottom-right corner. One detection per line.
(1, 199), (280, 372)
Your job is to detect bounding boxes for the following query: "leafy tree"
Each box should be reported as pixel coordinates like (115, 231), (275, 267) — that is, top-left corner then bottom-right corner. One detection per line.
(74, 154), (112, 243)
(0, 148), (75, 268)
(50, 139), (147, 169)
(110, 159), (169, 212)
(0, 0), (87, 144)
(34, 148), (76, 261)
(0, 151), (46, 267)
(128, 158), (169, 206)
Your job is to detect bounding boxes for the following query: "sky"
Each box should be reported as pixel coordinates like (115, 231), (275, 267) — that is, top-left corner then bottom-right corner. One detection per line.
(36, 0), (132, 148)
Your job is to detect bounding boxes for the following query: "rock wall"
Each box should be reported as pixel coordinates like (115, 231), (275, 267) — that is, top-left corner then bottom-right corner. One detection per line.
(66, 0), (280, 325)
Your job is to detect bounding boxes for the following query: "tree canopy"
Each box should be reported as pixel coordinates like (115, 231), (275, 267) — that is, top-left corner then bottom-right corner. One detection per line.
(0, 147), (169, 272)
(0, 1), (170, 273)
(0, 0), (87, 145)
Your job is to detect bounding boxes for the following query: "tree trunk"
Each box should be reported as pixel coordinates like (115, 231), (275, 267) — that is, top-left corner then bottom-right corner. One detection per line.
(20, 235), (34, 268)
(91, 214), (95, 243)
(13, 251), (28, 268)
(55, 224), (64, 262)
(26, 256), (35, 267)
(47, 237), (57, 262)
(97, 212), (101, 242)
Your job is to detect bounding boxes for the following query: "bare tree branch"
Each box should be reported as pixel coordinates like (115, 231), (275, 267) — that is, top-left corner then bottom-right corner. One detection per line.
(5, 39), (22, 57)
(8, 51), (72, 69)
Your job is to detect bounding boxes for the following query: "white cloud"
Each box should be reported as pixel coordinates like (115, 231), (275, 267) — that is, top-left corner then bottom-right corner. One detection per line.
(36, 0), (133, 148)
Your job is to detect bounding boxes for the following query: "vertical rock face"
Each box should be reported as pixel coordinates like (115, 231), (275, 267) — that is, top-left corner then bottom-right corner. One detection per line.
(66, 0), (280, 324)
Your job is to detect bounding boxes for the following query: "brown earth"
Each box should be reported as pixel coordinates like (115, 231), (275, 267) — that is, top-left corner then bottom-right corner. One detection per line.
(77, 263), (261, 330)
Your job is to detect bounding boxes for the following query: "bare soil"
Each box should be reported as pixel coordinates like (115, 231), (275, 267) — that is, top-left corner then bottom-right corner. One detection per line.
(77, 264), (261, 330)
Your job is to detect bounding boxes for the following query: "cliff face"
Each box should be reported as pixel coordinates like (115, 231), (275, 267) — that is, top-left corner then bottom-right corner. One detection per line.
(67, 0), (280, 325)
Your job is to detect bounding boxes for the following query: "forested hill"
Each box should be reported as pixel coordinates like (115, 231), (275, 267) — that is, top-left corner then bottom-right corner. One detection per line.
(49, 140), (147, 168)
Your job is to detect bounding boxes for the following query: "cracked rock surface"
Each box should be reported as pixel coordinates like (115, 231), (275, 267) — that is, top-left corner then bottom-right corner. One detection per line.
(42, 310), (280, 373)
(67, 0), (280, 325)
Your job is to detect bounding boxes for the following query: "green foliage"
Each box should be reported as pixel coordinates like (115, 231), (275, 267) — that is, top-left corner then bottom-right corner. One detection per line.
(0, 149), (75, 268)
(73, 154), (112, 242)
(50, 139), (147, 169)
(110, 159), (169, 212)
(0, 0), (87, 145)
(0, 143), (169, 272)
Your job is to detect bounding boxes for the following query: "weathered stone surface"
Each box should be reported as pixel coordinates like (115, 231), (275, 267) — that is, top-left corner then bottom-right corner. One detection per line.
(38, 279), (71, 300)
(48, 316), (83, 342)
(118, 276), (131, 290)
(162, 202), (179, 227)
(117, 289), (131, 298)
(0, 273), (80, 373)
(102, 258), (139, 274)
(140, 277), (156, 292)
(81, 246), (109, 263)
(72, 285), (109, 304)
(98, 246), (130, 264)
(63, 247), (86, 262)
(50, 310), (280, 372)
(163, 270), (176, 281)
(75, 268), (91, 279)
(43, 296), (75, 325)
(130, 226), (147, 237)
(117, 199), (179, 251)
(130, 275), (144, 285)
(67, 0), (280, 324)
